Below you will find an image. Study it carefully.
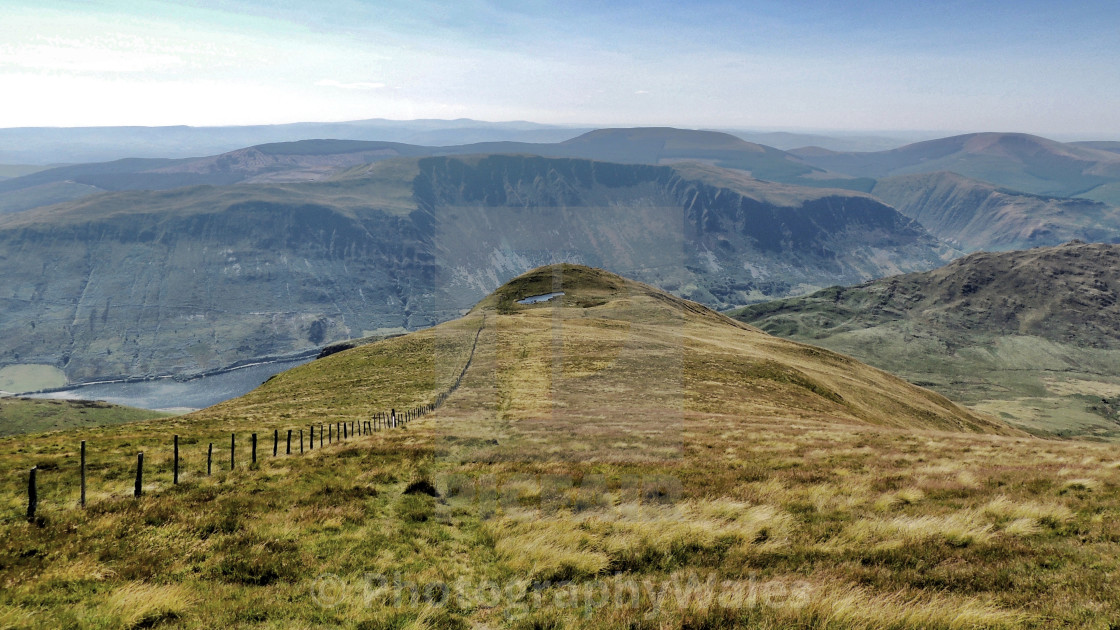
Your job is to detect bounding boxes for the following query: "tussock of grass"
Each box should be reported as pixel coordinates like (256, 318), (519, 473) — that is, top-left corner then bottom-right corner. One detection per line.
(1061, 478), (1100, 493)
(983, 496), (1073, 533)
(488, 501), (793, 579)
(41, 557), (117, 584)
(872, 488), (926, 512)
(102, 582), (194, 629)
(842, 512), (994, 549)
(771, 583), (1026, 629)
(490, 515), (611, 581)
(0, 603), (37, 629)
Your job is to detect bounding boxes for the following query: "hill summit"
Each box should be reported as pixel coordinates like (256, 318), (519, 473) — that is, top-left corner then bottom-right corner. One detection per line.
(199, 264), (1015, 442)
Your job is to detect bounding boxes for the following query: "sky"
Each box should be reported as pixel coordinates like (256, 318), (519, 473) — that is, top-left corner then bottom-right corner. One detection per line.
(2, 0), (1119, 136)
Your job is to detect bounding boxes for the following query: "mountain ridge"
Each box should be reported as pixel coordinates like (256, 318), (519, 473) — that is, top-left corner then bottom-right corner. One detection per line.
(792, 132), (1120, 199)
(871, 171), (1120, 250)
(733, 241), (1120, 437)
(0, 154), (951, 385)
(0, 127), (863, 213)
(199, 262), (1015, 436)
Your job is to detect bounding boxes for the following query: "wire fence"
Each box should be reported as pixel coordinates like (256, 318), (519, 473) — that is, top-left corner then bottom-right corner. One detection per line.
(20, 320), (484, 523)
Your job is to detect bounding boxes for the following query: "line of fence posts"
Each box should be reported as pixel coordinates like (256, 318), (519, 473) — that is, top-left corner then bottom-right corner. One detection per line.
(80, 440), (86, 508)
(21, 397), (455, 520)
(26, 466), (36, 522)
(22, 319), (483, 520)
(134, 452), (143, 498)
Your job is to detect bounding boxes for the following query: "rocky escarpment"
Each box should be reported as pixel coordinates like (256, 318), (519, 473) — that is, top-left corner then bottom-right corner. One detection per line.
(0, 155), (952, 383)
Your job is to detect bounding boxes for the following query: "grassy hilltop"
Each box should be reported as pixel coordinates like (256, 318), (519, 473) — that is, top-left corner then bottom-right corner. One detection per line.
(2, 265), (1119, 628)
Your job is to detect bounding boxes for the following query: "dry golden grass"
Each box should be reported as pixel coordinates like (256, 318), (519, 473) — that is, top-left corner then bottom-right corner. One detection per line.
(1, 264), (1118, 628)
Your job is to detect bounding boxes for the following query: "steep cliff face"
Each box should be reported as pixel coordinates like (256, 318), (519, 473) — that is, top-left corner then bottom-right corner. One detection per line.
(0, 201), (437, 381)
(871, 172), (1120, 251)
(417, 156), (951, 307)
(0, 155), (951, 383)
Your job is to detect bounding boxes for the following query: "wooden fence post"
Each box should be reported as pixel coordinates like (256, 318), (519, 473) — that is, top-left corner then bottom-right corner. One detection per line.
(273, 429), (278, 457)
(319, 424), (323, 448)
(251, 434), (257, 464)
(329, 424), (332, 444)
(173, 435), (179, 484)
(287, 429), (292, 455)
(80, 440), (86, 508)
(207, 442), (213, 476)
(343, 422), (347, 440)
(231, 433), (235, 470)
(300, 429), (304, 454)
(27, 466), (37, 522)
(309, 424), (314, 450)
(134, 452), (144, 498)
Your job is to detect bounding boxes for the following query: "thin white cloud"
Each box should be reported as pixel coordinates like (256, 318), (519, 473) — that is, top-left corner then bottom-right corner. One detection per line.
(0, 41), (184, 73)
(635, 90), (650, 95)
(316, 79), (386, 90)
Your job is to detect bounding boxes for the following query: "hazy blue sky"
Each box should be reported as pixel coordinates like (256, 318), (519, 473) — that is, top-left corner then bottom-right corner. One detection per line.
(3, 0), (1119, 135)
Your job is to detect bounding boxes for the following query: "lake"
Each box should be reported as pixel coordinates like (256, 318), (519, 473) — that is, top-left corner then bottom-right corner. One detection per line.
(517, 291), (565, 304)
(31, 357), (313, 411)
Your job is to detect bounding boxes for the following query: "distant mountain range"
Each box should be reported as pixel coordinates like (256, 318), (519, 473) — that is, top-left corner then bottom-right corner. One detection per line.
(0, 119), (925, 165)
(6, 128), (1120, 254)
(0, 118), (592, 164)
(792, 132), (1120, 202)
(0, 154), (949, 386)
(733, 242), (1120, 438)
(0, 129), (874, 214)
(5, 124), (1120, 391)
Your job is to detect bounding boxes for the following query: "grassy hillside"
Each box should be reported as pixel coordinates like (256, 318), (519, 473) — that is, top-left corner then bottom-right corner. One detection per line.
(197, 264), (1008, 436)
(0, 397), (172, 437)
(7, 265), (1120, 628)
(733, 242), (1120, 438)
